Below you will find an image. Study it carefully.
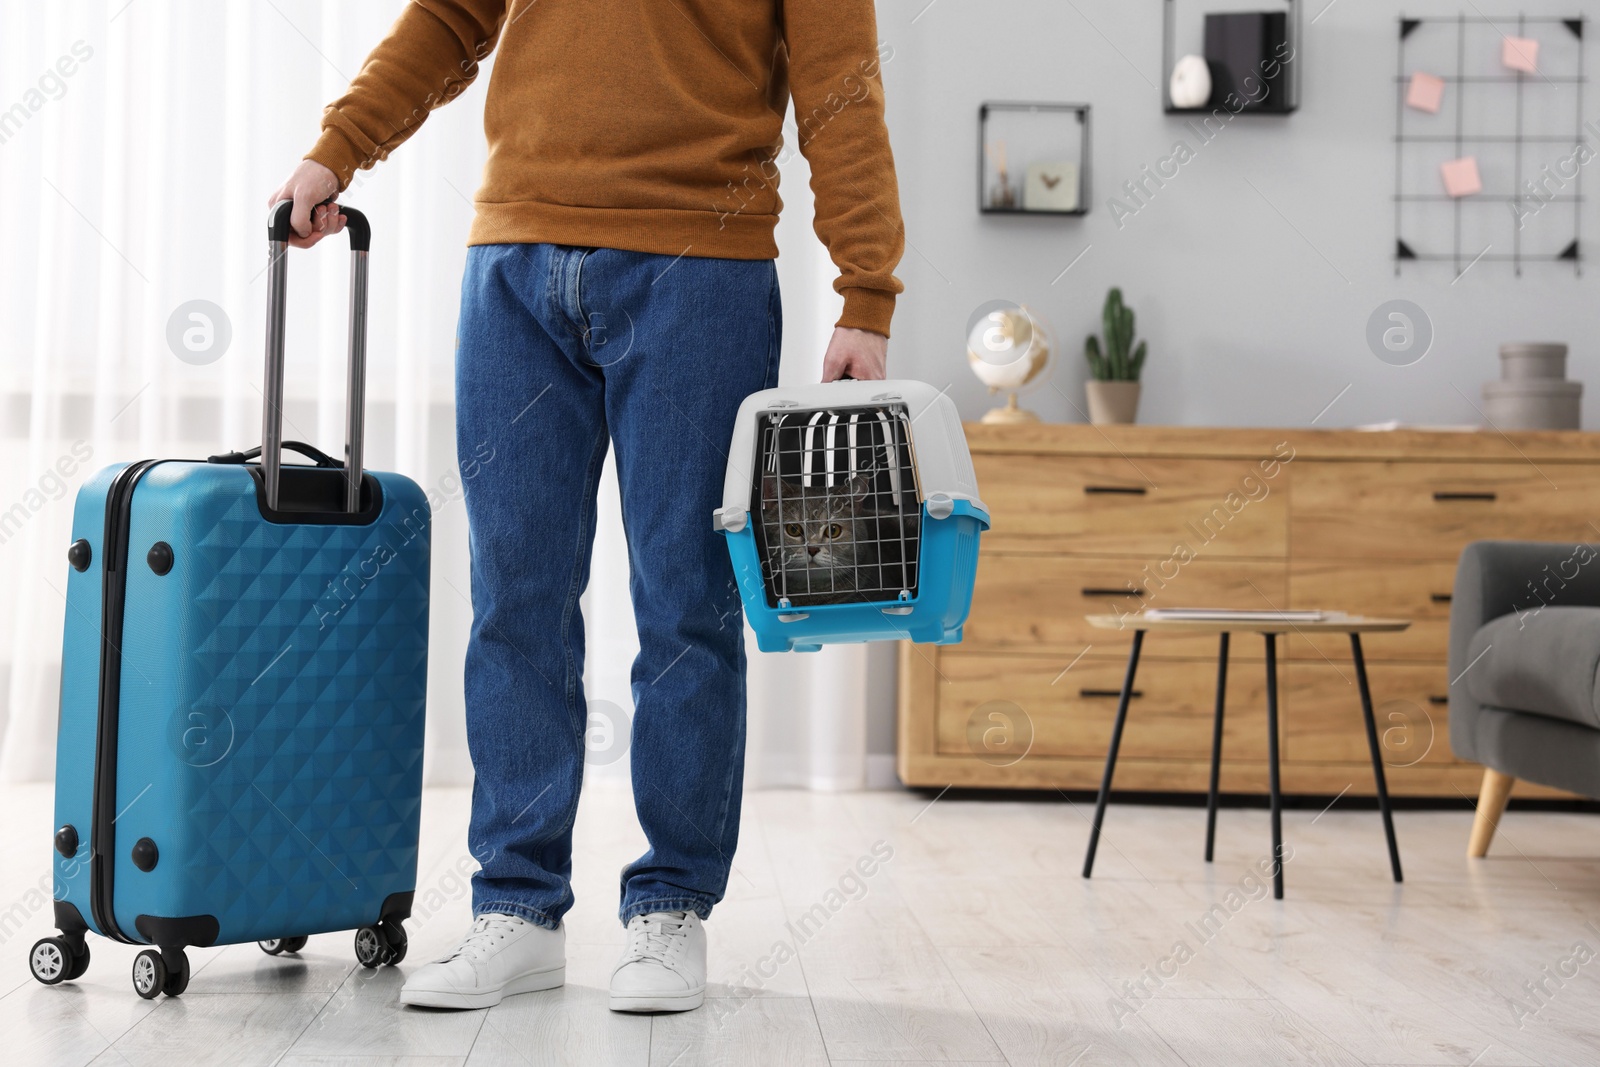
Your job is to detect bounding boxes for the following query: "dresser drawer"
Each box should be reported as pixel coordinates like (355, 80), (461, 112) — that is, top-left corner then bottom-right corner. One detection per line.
(1290, 460), (1600, 560)
(966, 554), (1285, 658)
(1283, 663), (1456, 766)
(1287, 559), (1456, 662)
(973, 452), (1289, 557)
(935, 652), (1270, 761)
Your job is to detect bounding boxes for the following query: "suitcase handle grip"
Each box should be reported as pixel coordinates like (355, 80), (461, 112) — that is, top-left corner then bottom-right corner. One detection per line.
(208, 441), (343, 469)
(262, 199), (370, 515)
(267, 197), (371, 251)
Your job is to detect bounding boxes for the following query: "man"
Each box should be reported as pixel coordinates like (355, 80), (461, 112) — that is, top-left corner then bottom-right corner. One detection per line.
(269, 0), (902, 1013)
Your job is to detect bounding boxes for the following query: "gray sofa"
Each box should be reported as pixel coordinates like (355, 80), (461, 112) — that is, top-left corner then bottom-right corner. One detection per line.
(1450, 540), (1600, 855)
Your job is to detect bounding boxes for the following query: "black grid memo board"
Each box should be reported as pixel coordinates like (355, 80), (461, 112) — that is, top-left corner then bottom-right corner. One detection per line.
(1393, 14), (1585, 277)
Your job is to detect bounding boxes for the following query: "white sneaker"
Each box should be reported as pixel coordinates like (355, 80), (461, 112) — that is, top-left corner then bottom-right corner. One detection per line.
(399, 913), (565, 1009)
(608, 911), (707, 1012)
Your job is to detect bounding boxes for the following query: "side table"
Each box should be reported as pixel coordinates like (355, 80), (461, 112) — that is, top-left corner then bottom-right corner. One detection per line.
(1080, 612), (1412, 899)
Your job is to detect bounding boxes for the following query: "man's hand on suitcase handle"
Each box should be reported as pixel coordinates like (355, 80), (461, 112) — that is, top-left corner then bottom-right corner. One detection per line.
(267, 160), (344, 249)
(820, 326), (887, 382)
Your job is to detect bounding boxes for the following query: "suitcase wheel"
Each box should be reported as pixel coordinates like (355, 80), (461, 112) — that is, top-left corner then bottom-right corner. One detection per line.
(381, 920), (408, 966)
(65, 942), (90, 981)
(353, 926), (386, 968)
(132, 948), (190, 999)
(258, 936), (308, 957)
(354, 922), (408, 968)
(29, 936), (89, 986)
(30, 937), (74, 985)
(131, 951), (164, 999)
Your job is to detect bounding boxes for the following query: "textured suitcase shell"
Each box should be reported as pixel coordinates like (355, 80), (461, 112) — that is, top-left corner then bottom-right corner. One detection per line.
(54, 459), (429, 948)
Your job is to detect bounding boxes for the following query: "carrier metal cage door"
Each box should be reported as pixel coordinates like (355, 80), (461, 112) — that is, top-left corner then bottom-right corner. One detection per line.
(752, 405), (921, 608)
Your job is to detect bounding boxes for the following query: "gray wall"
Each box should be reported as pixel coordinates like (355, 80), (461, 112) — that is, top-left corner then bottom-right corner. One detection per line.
(876, 0), (1600, 429)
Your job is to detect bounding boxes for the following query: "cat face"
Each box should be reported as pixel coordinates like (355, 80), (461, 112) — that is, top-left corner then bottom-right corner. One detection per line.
(761, 472), (876, 597)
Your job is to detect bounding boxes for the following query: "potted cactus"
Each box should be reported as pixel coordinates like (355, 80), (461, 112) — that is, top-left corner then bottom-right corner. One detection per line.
(1083, 287), (1147, 424)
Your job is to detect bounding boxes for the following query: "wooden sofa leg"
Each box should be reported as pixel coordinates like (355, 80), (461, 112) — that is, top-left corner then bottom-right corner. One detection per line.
(1468, 769), (1516, 858)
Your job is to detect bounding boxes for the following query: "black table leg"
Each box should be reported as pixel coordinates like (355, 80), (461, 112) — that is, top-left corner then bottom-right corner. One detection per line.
(1082, 629), (1145, 879)
(1264, 633), (1284, 899)
(1351, 633), (1404, 883)
(1205, 632), (1230, 863)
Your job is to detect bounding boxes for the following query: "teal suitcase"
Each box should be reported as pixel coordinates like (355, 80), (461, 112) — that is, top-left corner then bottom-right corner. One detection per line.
(31, 204), (430, 999)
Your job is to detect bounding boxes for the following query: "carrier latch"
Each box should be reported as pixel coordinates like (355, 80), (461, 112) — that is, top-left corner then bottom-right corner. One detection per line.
(713, 506), (747, 533)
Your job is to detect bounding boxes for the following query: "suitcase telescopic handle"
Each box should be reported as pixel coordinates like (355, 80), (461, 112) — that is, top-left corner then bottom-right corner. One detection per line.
(262, 199), (372, 514)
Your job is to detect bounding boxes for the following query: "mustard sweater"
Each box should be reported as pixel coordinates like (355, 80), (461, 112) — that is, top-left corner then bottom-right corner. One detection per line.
(307, 0), (905, 335)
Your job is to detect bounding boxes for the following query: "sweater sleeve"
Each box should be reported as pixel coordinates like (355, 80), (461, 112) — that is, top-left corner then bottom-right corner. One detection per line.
(782, 1), (905, 338)
(305, 0), (508, 190)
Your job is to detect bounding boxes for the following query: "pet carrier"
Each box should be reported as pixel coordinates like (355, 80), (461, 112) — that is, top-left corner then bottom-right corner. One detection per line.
(714, 380), (989, 653)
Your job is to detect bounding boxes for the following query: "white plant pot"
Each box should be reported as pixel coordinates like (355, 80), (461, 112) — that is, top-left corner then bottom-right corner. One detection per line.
(1085, 380), (1141, 425)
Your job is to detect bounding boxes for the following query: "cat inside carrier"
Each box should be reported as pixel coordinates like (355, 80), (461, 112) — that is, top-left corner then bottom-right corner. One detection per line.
(715, 380), (989, 653)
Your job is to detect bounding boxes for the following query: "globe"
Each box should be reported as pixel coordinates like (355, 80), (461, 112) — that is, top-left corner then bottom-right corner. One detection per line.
(966, 306), (1052, 423)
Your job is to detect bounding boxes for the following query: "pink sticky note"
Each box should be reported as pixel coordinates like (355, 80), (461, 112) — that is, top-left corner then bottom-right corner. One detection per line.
(1503, 36), (1539, 73)
(1441, 156), (1483, 197)
(1406, 71), (1445, 113)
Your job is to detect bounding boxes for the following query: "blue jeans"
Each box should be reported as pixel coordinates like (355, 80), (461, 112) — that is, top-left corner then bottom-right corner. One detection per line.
(454, 243), (780, 929)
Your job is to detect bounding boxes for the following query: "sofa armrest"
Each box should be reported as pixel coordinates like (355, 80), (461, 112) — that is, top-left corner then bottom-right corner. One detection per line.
(1452, 540), (1600, 647)
(1450, 539), (1600, 700)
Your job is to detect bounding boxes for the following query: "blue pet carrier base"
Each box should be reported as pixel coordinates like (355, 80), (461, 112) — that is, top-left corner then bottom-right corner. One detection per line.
(714, 380), (989, 653)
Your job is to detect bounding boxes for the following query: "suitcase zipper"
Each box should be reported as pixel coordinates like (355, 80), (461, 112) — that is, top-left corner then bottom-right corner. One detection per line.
(89, 458), (163, 944)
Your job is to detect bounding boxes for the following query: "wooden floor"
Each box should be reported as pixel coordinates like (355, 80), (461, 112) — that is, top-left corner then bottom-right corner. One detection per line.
(3, 781), (1600, 1066)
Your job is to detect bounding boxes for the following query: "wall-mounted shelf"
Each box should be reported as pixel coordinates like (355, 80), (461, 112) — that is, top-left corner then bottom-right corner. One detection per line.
(978, 102), (1090, 217)
(1162, 0), (1300, 115)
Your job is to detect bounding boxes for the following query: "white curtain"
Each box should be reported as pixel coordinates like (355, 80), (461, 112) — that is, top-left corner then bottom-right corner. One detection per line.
(0, 1), (879, 790)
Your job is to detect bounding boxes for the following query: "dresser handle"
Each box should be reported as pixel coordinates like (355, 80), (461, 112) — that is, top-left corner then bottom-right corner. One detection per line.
(1433, 491), (1496, 502)
(1430, 593), (1453, 603)
(1084, 486), (1147, 496)
(1081, 587), (1145, 598)
(1081, 688), (1142, 699)
(1428, 695), (1449, 705)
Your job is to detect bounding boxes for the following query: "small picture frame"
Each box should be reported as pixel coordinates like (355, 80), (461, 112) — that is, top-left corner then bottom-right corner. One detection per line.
(1025, 162), (1081, 212)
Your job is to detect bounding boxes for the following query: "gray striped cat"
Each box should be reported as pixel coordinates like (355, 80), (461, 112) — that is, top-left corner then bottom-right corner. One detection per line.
(760, 471), (918, 606)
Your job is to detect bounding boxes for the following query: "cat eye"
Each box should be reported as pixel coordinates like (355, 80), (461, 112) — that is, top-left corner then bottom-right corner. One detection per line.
(825, 523), (844, 539)
(784, 523), (803, 538)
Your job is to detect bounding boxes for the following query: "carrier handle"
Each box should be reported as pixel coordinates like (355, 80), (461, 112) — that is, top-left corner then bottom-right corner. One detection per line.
(262, 199), (371, 514)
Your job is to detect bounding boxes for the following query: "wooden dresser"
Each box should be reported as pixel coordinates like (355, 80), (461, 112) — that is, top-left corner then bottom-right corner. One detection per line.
(898, 425), (1600, 797)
